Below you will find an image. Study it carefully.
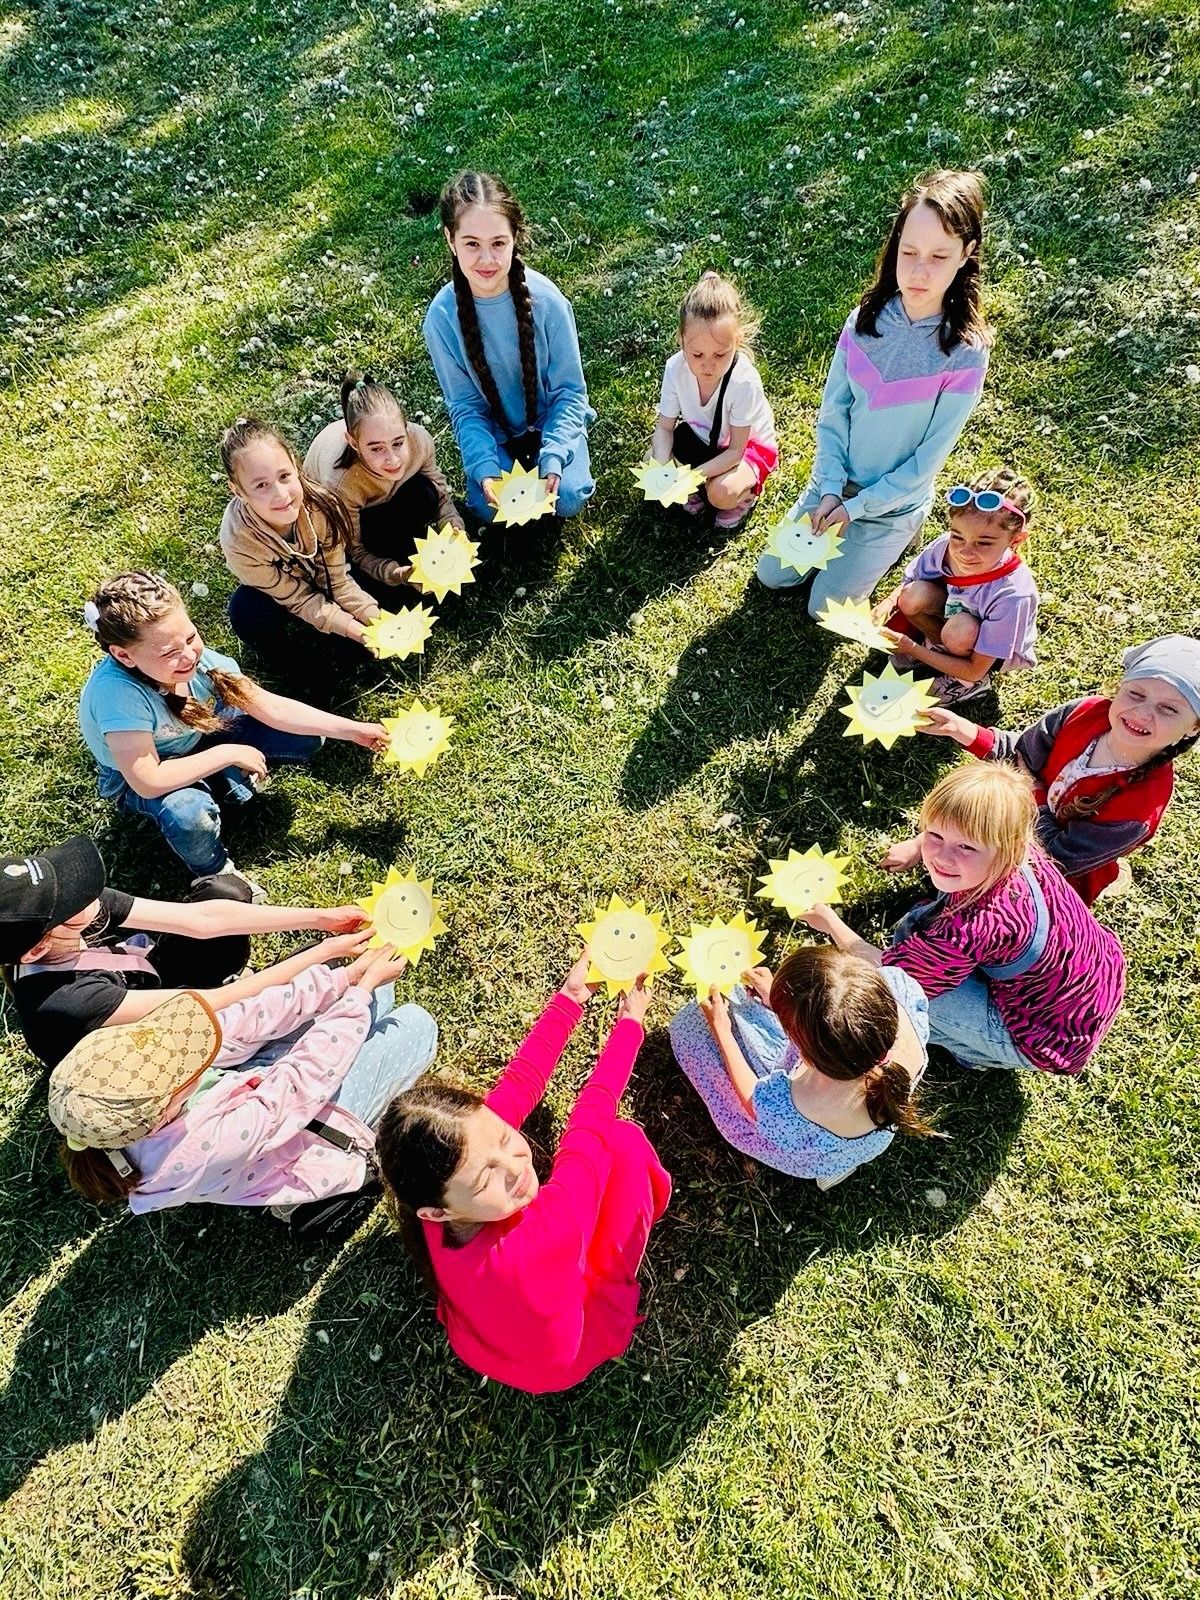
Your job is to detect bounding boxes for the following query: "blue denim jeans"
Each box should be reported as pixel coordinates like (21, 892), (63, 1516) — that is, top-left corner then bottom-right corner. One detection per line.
(118, 714), (321, 876)
(756, 484), (927, 619)
(465, 437), (595, 522)
(926, 976), (1037, 1071)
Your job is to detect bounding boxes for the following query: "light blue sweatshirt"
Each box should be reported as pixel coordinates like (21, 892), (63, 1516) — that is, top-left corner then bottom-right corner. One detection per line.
(811, 294), (990, 521)
(422, 267), (595, 487)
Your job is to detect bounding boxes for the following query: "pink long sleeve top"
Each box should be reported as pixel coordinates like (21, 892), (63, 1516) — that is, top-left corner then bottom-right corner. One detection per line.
(126, 966), (376, 1212)
(424, 993), (669, 1393)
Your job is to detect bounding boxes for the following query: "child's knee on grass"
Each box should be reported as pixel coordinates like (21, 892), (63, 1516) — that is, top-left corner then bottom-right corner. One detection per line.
(897, 578), (946, 622)
(941, 611), (981, 657)
(706, 467), (752, 511)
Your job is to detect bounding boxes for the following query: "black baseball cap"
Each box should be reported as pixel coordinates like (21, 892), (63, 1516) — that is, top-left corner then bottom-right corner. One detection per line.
(0, 837), (106, 964)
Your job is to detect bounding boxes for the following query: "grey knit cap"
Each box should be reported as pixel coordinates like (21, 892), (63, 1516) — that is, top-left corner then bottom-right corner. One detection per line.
(1120, 635), (1200, 718)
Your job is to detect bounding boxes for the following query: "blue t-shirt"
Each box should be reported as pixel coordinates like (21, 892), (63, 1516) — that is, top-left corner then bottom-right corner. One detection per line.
(78, 646), (242, 797)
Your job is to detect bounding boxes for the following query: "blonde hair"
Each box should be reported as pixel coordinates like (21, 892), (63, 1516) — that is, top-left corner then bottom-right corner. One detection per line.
(919, 763), (1036, 905)
(679, 270), (759, 345)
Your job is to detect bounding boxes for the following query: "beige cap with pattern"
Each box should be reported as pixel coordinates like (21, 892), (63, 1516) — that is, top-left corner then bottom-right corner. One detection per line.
(48, 992), (221, 1150)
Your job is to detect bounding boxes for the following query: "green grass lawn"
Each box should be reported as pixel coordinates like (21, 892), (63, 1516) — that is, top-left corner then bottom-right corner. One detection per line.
(2, 0), (1199, 1594)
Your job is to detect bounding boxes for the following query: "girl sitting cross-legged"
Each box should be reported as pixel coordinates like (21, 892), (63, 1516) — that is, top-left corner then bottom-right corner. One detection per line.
(669, 949), (931, 1189)
(375, 950), (670, 1394)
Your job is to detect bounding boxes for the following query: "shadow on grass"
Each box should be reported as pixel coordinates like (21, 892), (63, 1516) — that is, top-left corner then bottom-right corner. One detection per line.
(178, 1023), (1024, 1596)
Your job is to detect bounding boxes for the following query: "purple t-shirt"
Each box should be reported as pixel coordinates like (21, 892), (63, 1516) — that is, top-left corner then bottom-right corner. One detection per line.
(904, 534), (1039, 668)
(882, 851), (1125, 1075)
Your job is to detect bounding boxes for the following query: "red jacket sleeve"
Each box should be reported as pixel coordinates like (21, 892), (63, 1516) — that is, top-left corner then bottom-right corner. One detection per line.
(484, 992), (583, 1129)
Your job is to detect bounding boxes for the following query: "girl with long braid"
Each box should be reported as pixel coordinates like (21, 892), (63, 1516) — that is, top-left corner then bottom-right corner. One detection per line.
(422, 170), (595, 526)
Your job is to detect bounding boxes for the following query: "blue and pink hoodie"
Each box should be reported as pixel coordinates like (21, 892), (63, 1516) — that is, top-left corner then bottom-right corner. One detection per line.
(811, 294), (990, 523)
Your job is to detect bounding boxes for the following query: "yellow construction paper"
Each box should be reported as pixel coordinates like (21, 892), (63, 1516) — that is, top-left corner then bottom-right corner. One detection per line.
(381, 699), (454, 777)
(672, 912), (766, 1000)
(631, 457), (707, 507)
(766, 512), (843, 576)
(816, 596), (895, 653)
(409, 524), (481, 603)
(357, 867), (448, 964)
(492, 460), (557, 527)
(757, 845), (851, 917)
(840, 663), (940, 750)
(363, 605), (436, 661)
(576, 893), (672, 997)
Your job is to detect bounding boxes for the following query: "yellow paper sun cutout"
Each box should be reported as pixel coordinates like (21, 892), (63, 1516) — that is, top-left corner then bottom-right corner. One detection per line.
(381, 699), (455, 777)
(363, 605), (436, 661)
(816, 596), (894, 654)
(409, 524), (481, 603)
(672, 912), (766, 1000)
(357, 867), (448, 964)
(576, 893), (672, 997)
(631, 457), (707, 507)
(765, 512), (844, 576)
(840, 663), (940, 750)
(492, 460), (558, 527)
(756, 846), (851, 918)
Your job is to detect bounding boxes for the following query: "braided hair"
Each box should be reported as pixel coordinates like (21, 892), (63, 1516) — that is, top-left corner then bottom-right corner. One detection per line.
(439, 170), (539, 434)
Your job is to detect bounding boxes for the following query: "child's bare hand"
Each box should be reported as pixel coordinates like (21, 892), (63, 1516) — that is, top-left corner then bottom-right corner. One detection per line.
(882, 626), (916, 654)
(316, 930), (374, 965)
(811, 495), (849, 533)
(880, 836), (924, 874)
(743, 966), (775, 1006)
(699, 985), (730, 1035)
(352, 942), (410, 989)
(561, 949), (599, 1005)
(617, 976), (652, 1025)
(481, 477), (500, 508)
(798, 903), (838, 937)
(919, 706), (977, 744)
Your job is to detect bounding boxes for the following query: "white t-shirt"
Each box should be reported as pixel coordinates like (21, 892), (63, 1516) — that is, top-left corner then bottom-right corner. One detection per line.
(658, 349), (777, 450)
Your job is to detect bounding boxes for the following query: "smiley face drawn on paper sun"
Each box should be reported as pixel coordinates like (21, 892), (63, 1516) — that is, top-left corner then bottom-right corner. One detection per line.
(492, 461), (557, 527)
(576, 894), (672, 996)
(766, 512), (843, 576)
(357, 867), (448, 963)
(409, 525), (481, 603)
(381, 700), (454, 777)
(363, 606), (436, 660)
(840, 665), (939, 751)
(756, 846), (851, 918)
(672, 912), (766, 1000)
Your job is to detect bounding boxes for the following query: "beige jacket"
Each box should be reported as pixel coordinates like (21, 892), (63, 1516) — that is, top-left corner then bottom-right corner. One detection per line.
(218, 497), (379, 640)
(303, 419), (463, 587)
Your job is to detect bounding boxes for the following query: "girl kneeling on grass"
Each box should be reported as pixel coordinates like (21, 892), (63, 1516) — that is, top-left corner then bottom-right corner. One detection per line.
(49, 938), (437, 1217)
(218, 416), (381, 664)
(757, 168), (991, 618)
(649, 271), (778, 530)
(376, 952), (670, 1394)
(670, 949), (931, 1189)
(423, 169), (595, 526)
(909, 634), (1200, 904)
(304, 372), (465, 602)
(805, 765), (1125, 1076)
(79, 572), (387, 896)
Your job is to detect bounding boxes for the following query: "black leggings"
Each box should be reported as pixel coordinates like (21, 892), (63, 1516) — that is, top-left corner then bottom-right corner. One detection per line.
(357, 473), (442, 569)
(147, 875), (254, 989)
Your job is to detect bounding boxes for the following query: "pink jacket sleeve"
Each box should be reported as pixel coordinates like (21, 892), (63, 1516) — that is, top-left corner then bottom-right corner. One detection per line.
(212, 965), (350, 1067)
(485, 991), (583, 1128)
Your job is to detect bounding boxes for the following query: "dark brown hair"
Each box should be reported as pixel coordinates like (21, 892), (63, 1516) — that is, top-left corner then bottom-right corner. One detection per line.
(87, 571), (257, 733)
(220, 416), (355, 551)
(857, 169), (991, 355)
(439, 170), (538, 434)
(375, 1082), (483, 1286)
(770, 948), (934, 1137)
(60, 1143), (140, 1204)
(335, 371), (408, 470)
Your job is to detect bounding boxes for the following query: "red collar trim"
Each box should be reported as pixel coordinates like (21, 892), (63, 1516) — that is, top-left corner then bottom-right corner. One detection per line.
(943, 550), (1023, 588)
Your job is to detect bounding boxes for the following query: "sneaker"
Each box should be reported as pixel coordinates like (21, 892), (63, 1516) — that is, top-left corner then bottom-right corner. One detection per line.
(201, 860), (268, 904)
(1096, 857), (1135, 899)
(713, 494), (756, 531)
(931, 671), (994, 706)
(682, 491), (706, 516)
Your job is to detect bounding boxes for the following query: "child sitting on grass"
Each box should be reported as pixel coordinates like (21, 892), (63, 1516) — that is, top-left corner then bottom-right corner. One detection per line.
(911, 634), (1200, 903)
(649, 270), (778, 529)
(303, 372), (465, 603)
(79, 572), (387, 895)
(669, 948), (930, 1190)
(804, 764), (1125, 1077)
(879, 467), (1038, 705)
(376, 951), (670, 1394)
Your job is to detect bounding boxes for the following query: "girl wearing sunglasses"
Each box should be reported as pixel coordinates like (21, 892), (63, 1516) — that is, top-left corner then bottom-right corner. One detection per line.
(877, 466), (1038, 705)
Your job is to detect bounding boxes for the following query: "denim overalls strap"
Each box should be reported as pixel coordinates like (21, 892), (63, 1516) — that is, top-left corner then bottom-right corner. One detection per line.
(979, 864), (1049, 980)
(889, 893), (948, 949)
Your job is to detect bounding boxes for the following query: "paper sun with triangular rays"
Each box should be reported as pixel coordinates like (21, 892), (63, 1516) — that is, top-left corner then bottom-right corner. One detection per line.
(576, 893), (672, 997)
(840, 662), (940, 750)
(631, 457), (707, 507)
(672, 911), (767, 999)
(363, 605), (436, 661)
(816, 596), (895, 653)
(381, 699), (455, 777)
(757, 846), (851, 918)
(409, 524), (481, 603)
(765, 512), (844, 576)
(492, 460), (558, 527)
(357, 867), (448, 964)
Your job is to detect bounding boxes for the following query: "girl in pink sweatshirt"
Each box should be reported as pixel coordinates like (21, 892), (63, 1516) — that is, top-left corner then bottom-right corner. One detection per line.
(50, 939), (436, 1212)
(377, 952), (671, 1394)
